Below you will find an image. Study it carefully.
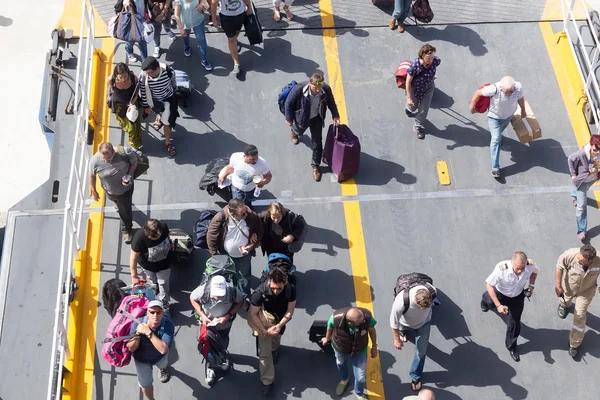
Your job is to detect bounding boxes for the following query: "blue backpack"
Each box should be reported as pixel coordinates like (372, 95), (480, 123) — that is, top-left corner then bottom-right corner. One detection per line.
(262, 253), (297, 286)
(193, 210), (220, 249)
(277, 80), (297, 114)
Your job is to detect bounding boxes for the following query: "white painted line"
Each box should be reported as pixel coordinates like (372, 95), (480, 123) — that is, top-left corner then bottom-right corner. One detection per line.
(0, 210), (18, 343)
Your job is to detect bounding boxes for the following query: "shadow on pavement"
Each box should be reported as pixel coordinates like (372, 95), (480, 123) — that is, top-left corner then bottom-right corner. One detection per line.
(304, 223), (350, 256)
(406, 25), (488, 56)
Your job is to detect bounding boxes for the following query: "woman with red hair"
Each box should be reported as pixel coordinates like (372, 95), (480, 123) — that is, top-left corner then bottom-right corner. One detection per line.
(568, 134), (600, 240)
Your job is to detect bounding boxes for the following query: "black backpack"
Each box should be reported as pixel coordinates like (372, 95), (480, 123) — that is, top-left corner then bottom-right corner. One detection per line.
(199, 158), (230, 196)
(412, 0), (434, 24)
(393, 272), (436, 314)
(193, 210), (221, 248)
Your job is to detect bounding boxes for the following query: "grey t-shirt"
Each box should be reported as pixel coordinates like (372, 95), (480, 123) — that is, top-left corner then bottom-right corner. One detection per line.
(190, 284), (244, 330)
(390, 285), (435, 330)
(309, 91), (323, 119)
(89, 149), (136, 195)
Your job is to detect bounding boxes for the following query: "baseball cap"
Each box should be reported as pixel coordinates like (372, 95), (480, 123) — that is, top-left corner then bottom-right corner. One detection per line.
(210, 276), (227, 297)
(147, 300), (165, 311)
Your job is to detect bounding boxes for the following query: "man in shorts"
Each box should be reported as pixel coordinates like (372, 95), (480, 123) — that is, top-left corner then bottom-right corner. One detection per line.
(211, 0), (252, 77)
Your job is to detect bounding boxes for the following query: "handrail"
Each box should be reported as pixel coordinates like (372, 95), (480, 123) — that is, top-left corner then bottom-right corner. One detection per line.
(561, 0), (600, 132)
(46, 0), (96, 399)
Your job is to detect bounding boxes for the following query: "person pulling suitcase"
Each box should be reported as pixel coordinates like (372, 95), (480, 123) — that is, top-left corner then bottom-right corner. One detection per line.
(283, 72), (340, 182)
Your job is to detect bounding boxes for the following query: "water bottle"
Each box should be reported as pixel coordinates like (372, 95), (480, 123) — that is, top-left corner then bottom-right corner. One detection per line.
(253, 186), (261, 197)
(253, 175), (263, 197)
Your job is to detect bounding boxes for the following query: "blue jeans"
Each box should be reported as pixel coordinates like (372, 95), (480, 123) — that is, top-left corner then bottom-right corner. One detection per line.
(333, 347), (367, 396)
(488, 116), (512, 172)
(183, 23), (209, 62)
(404, 321), (431, 382)
(393, 0), (412, 22)
(571, 180), (596, 234)
(231, 185), (257, 208)
(125, 39), (148, 61)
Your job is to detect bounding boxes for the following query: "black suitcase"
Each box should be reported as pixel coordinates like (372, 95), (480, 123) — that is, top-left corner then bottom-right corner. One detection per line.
(244, 3), (262, 45)
(308, 320), (333, 353)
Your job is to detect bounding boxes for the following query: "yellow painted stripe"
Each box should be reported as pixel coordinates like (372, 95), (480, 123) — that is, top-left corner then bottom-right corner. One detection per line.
(319, 1), (384, 398)
(436, 161), (451, 186)
(541, 0), (590, 21)
(539, 22), (591, 146)
(62, 37), (115, 400)
(55, 0), (108, 38)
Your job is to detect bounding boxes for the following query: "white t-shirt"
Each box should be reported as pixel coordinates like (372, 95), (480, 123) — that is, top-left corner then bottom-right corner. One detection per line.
(218, 0), (246, 16)
(229, 152), (270, 192)
(224, 217), (249, 258)
(486, 260), (539, 298)
(389, 285), (435, 330)
(481, 82), (523, 120)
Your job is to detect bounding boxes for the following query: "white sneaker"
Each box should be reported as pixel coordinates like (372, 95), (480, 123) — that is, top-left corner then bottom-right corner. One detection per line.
(127, 53), (137, 63)
(153, 47), (160, 58)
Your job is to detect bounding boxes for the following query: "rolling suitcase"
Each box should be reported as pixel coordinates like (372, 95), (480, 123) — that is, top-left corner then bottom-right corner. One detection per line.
(308, 320), (333, 353)
(244, 3), (262, 45)
(322, 124), (361, 182)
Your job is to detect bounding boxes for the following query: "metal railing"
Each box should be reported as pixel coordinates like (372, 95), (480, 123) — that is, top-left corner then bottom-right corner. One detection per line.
(561, 0), (600, 131)
(46, 0), (96, 398)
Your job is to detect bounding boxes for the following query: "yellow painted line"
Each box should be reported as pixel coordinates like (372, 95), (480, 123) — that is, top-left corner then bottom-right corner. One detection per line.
(436, 161), (451, 186)
(62, 37), (115, 400)
(56, 0), (108, 38)
(319, 1), (384, 398)
(541, 0), (590, 21)
(539, 22), (591, 146)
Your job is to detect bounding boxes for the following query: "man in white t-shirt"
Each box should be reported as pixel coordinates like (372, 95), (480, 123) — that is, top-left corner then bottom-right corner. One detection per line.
(390, 283), (436, 392)
(219, 144), (272, 208)
(469, 76), (527, 178)
(211, 0), (252, 78)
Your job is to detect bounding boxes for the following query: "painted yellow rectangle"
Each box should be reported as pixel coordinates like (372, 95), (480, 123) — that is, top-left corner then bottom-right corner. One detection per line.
(436, 160), (451, 186)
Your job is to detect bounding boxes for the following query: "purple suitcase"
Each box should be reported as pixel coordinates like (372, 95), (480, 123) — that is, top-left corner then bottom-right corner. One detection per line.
(322, 124), (361, 182)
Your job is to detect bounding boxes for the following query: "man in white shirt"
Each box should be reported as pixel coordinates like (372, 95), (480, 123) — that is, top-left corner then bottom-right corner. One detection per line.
(390, 282), (436, 392)
(481, 251), (539, 361)
(469, 76), (527, 178)
(219, 145), (272, 208)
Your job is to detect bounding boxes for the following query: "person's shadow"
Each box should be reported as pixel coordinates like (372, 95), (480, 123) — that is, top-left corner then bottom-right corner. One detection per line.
(430, 289), (471, 341)
(237, 37), (321, 75)
(407, 25), (488, 56)
(303, 223), (350, 256)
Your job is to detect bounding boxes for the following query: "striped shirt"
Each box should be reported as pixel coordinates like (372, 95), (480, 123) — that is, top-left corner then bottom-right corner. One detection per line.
(139, 64), (176, 107)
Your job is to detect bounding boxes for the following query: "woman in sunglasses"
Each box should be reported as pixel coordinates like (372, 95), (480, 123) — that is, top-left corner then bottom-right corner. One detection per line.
(568, 134), (600, 240)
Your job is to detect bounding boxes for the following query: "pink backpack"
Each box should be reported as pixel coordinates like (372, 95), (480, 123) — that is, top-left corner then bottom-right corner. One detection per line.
(101, 295), (149, 367)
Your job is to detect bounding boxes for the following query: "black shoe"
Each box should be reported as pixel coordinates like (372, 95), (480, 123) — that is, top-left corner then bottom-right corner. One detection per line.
(123, 232), (132, 244)
(159, 367), (171, 383)
(509, 348), (520, 362)
(272, 349), (279, 364)
(261, 383), (273, 396)
(557, 304), (568, 319)
(568, 346), (578, 358)
(480, 300), (489, 312)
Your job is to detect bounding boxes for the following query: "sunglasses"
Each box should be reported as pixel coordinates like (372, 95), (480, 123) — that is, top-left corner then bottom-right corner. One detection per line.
(311, 81), (324, 87)
(148, 310), (163, 315)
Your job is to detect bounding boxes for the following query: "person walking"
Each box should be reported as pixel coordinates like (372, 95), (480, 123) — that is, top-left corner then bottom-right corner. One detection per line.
(567, 134), (600, 240)
(405, 44), (440, 140)
(248, 267), (296, 395)
(218, 145), (272, 208)
(207, 198), (264, 296)
(120, 0), (149, 63)
(259, 202), (307, 264)
(107, 63), (143, 150)
(389, 0), (412, 32)
(480, 251), (539, 362)
(555, 245), (600, 358)
(139, 56), (179, 157)
(89, 142), (137, 243)
(320, 307), (378, 400)
(211, 0), (252, 77)
(148, 0), (177, 58)
(173, 0), (213, 70)
(469, 76), (527, 178)
(390, 283), (436, 392)
(284, 72), (340, 182)
(126, 300), (174, 400)
(272, 0), (293, 21)
(130, 219), (174, 310)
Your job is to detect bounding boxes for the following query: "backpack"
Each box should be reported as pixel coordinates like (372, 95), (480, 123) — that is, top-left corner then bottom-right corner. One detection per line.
(393, 272), (436, 314)
(171, 69), (193, 108)
(199, 255), (244, 303)
(278, 80), (297, 114)
(193, 209), (221, 248)
(199, 158), (230, 196)
(412, 0), (434, 24)
(101, 295), (150, 367)
(474, 83), (496, 113)
(197, 324), (232, 382)
(395, 60), (411, 89)
(261, 253), (297, 286)
(102, 278), (127, 317)
(169, 228), (195, 263)
(116, 146), (149, 178)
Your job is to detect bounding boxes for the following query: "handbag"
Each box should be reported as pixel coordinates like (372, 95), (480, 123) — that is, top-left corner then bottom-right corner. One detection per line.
(126, 80), (141, 122)
(115, 5), (145, 42)
(143, 22), (155, 43)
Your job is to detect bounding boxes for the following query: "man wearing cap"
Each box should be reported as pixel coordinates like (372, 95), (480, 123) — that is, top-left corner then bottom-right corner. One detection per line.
(283, 72), (340, 182)
(190, 275), (244, 386)
(126, 300), (175, 400)
(139, 56), (179, 157)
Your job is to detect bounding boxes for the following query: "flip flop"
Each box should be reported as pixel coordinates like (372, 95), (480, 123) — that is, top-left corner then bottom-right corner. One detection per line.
(166, 142), (177, 157)
(335, 381), (349, 396)
(273, 9), (281, 21)
(284, 7), (293, 20)
(411, 380), (422, 392)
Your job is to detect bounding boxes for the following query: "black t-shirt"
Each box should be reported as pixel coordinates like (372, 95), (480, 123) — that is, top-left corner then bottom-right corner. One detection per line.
(131, 223), (171, 272)
(250, 281), (296, 323)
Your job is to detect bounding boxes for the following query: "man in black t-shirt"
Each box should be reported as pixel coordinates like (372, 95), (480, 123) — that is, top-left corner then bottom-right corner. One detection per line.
(130, 219), (173, 309)
(249, 267), (296, 395)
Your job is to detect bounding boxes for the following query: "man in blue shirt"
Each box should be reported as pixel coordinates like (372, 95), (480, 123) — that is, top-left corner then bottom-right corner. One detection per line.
(126, 300), (175, 399)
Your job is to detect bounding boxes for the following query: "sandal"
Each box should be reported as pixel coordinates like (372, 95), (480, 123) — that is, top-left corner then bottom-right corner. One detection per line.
(335, 381), (349, 396)
(284, 6), (293, 20)
(153, 116), (164, 131)
(273, 9), (281, 22)
(166, 142), (177, 157)
(411, 380), (422, 392)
